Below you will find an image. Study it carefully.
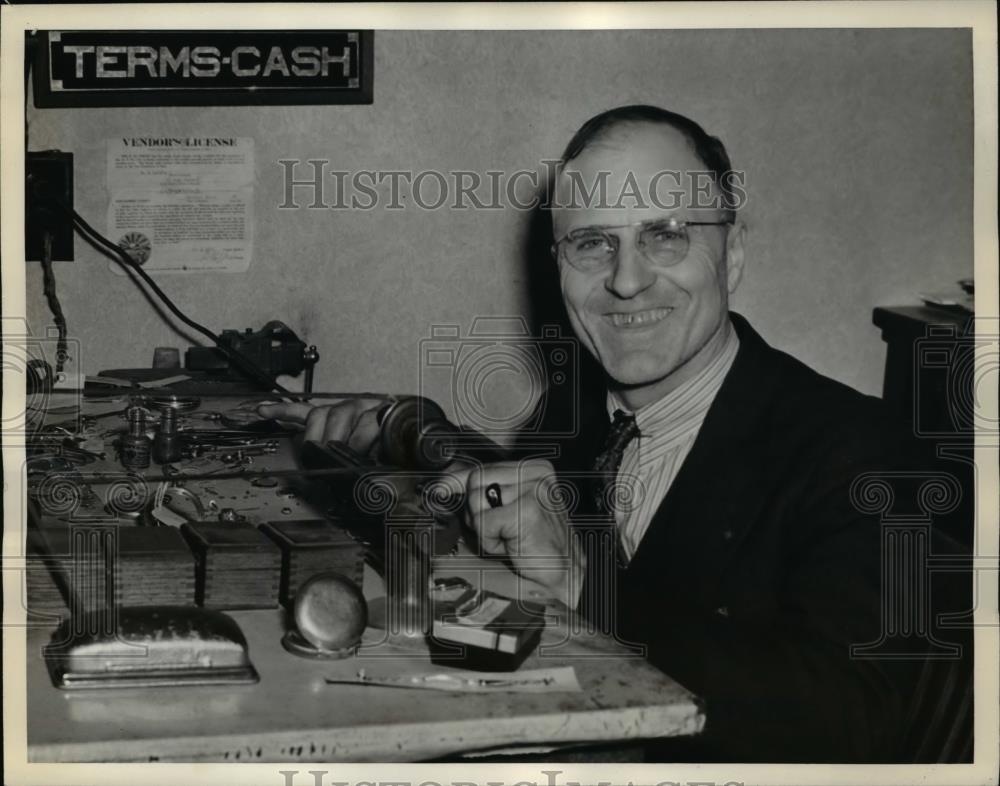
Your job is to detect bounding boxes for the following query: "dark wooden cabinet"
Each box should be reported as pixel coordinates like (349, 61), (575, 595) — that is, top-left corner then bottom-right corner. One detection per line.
(873, 306), (976, 438)
(872, 305), (976, 545)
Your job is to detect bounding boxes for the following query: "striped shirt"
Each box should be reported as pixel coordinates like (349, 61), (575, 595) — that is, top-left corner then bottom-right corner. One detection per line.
(608, 328), (740, 560)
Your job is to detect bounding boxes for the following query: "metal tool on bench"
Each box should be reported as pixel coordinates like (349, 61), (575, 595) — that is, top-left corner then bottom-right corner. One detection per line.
(375, 396), (510, 470)
(301, 396), (510, 473)
(86, 321), (319, 396)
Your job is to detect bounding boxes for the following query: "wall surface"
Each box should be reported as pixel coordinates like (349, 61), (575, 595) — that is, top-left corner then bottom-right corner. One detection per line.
(25, 28), (974, 421)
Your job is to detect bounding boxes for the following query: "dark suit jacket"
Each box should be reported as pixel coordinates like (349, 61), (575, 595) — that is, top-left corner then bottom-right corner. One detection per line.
(540, 312), (968, 762)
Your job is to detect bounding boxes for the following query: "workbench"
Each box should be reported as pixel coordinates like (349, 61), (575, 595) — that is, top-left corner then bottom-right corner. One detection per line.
(26, 600), (703, 761)
(21, 391), (704, 762)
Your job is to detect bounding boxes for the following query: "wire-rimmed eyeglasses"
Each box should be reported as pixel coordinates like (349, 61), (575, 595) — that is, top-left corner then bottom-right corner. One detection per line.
(551, 217), (733, 272)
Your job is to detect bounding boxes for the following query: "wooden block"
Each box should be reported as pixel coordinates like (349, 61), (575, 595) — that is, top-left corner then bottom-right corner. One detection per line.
(259, 519), (366, 605)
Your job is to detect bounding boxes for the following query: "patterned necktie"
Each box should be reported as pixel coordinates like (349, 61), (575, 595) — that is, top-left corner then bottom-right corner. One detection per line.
(591, 409), (641, 517)
(578, 409), (641, 629)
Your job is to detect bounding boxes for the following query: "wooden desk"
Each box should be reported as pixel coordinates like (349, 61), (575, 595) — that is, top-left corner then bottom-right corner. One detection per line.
(24, 392), (703, 761)
(26, 600), (703, 762)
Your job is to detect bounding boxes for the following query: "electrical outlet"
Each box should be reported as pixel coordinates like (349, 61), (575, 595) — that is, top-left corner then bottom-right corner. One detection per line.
(26, 150), (74, 262)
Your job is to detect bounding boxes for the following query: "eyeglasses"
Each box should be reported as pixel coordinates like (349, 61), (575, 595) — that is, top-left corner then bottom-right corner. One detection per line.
(551, 217), (733, 272)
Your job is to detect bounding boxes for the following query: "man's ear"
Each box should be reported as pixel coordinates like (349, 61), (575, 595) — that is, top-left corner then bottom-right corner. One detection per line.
(724, 220), (747, 294)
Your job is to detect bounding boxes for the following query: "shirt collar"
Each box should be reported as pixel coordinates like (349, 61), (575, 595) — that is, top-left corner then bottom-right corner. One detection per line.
(606, 326), (740, 436)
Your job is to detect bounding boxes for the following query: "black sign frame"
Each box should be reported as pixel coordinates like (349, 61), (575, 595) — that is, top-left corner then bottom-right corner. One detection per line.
(32, 30), (374, 107)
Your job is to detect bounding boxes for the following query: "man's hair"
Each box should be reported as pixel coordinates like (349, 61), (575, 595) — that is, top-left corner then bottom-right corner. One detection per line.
(559, 104), (738, 212)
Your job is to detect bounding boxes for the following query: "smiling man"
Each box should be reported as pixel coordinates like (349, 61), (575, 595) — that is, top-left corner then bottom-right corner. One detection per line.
(261, 105), (967, 764)
(533, 105), (960, 763)
(551, 114), (744, 411)
(547, 111), (748, 571)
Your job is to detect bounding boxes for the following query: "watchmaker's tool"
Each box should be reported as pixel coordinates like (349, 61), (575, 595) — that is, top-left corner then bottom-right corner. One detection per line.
(324, 666), (581, 694)
(119, 405), (152, 470)
(375, 396), (510, 470)
(152, 406), (183, 464)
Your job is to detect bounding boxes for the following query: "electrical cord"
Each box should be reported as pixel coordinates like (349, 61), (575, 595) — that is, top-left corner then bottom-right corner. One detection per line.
(46, 196), (297, 399)
(39, 230), (69, 373)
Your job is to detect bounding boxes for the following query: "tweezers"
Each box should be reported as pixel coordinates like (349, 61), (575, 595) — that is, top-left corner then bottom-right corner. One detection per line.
(324, 670), (556, 691)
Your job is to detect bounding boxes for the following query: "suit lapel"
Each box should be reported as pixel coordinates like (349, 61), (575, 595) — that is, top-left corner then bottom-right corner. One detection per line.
(553, 383), (612, 474)
(625, 314), (786, 583)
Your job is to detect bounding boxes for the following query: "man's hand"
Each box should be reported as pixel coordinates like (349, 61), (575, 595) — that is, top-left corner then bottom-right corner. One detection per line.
(460, 459), (585, 609)
(257, 398), (385, 455)
(258, 403), (584, 606)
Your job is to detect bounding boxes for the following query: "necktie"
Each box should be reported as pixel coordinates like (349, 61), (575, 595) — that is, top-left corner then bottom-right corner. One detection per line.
(591, 410), (641, 564)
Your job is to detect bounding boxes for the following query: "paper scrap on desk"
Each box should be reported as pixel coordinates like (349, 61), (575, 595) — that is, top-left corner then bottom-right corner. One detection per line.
(84, 374), (192, 389)
(85, 375), (134, 388)
(150, 505), (189, 528)
(326, 666), (581, 693)
(919, 291), (974, 313)
(138, 375), (191, 388)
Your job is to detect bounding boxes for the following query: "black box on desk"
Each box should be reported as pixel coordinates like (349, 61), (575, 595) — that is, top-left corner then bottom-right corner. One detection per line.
(259, 519), (366, 606)
(181, 522), (281, 610)
(429, 586), (546, 672)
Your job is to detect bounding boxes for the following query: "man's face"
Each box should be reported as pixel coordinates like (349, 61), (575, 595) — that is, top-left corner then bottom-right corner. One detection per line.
(551, 123), (745, 406)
